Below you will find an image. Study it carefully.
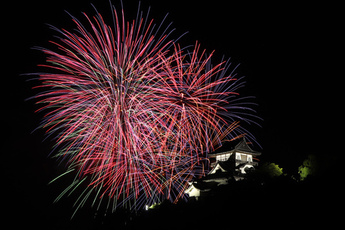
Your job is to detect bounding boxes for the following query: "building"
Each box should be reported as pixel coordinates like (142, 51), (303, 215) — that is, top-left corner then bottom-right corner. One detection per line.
(209, 137), (261, 174)
(184, 137), (261, 200)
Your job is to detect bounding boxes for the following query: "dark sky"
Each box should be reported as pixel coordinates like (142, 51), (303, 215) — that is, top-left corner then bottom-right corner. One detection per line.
(4, 0), (341, 228)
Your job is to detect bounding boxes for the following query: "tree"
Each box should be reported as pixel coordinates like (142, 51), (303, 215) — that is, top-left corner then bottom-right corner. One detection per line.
(298, 154), (318, 181)
(255, 162), (283, 178)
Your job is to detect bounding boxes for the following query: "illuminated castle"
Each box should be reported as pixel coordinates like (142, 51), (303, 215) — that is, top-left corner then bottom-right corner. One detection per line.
(185, 137), (261, 199)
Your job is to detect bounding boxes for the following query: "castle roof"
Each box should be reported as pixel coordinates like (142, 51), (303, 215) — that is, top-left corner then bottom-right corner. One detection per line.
(209, 137), (261, 156)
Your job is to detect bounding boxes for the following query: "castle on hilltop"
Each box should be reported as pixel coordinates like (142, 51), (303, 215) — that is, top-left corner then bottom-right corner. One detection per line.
(185, 137), (261, 200)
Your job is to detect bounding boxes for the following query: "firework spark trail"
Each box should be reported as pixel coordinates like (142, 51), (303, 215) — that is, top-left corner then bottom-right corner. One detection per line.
(33, 2), (259, 213)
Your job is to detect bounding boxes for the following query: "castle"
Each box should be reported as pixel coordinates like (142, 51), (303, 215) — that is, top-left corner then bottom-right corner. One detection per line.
(184, 137), (261, 199)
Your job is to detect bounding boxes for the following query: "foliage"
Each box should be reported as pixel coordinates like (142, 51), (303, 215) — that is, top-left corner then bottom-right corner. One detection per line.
(258, 162), (283, 178)
(298, 154), (318, 181)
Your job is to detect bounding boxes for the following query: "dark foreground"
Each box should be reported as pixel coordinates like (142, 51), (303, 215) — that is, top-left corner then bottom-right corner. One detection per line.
(19, 169), (341, 230)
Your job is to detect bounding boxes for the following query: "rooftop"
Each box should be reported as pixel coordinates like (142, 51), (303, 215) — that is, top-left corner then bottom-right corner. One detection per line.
(209, 137), (261, 157)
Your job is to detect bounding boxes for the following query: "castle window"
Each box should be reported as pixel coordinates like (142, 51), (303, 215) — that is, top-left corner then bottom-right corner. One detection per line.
(216, 153), (231, 161)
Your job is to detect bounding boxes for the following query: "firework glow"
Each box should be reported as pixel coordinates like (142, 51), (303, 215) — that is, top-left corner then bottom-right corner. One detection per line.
(33, 3), (259, 214)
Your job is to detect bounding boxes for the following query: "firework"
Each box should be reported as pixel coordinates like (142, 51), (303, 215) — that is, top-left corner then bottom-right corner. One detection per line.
(33, 2), (258, 214)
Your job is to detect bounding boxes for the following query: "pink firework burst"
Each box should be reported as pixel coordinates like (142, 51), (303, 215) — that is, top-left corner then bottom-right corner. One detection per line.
(33, 3), (259, 214)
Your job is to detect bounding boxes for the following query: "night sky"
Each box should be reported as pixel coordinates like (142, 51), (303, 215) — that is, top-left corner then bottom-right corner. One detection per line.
(4, 0), (342, 228)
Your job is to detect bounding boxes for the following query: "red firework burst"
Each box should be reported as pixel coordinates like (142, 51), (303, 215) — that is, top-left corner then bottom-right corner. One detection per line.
(33, 3), (258, 214)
